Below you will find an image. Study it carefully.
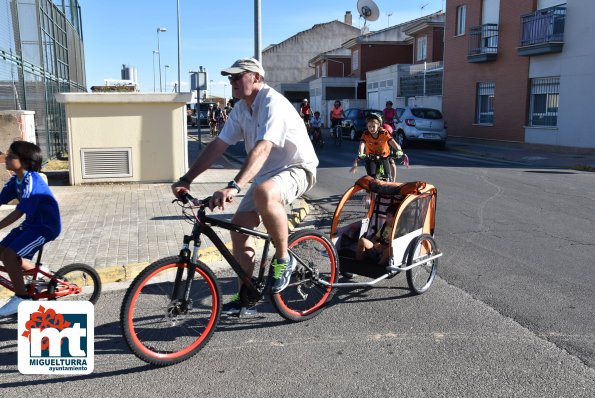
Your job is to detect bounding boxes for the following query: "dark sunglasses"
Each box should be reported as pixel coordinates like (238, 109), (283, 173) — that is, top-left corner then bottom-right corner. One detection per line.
(227, 72), (249, 82)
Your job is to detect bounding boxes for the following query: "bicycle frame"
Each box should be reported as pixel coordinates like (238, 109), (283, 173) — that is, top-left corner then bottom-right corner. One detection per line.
(0, 249), (84, 300)
(176, 199), (273, 302)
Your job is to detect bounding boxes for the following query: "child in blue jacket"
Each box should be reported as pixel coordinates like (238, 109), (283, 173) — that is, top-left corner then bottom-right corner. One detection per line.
(0, 141), (61, 317)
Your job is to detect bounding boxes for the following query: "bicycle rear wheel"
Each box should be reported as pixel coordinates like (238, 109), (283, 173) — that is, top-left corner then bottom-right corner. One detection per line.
(271, 230), (339, 322)
(406, 234), (439, 294)
(48, 263), (102, 304)
(120, 256), (221, 366)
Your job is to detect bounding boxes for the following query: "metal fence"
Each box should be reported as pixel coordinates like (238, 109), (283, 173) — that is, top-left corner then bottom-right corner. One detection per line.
(0, 0), (86, 160)
(398, 62), (443, 98)
(520, 5), (566, 47)
(468, 24), (499, 56)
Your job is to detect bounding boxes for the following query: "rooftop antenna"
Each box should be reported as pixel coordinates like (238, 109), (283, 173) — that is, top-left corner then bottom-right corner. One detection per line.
(387, 12), (393, 28)
(357, 0), (380, 34)
(420, 2), (429, 16)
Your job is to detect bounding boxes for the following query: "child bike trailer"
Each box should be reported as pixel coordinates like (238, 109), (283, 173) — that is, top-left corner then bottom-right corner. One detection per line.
(330, 176), (442, 294)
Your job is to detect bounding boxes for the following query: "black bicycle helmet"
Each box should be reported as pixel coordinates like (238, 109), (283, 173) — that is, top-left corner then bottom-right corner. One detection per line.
(365, 113), (382, 124)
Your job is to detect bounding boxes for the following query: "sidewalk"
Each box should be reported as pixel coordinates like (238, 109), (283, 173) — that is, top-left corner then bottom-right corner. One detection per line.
(0, 159), (310, 299)
(446, 136), (595, 170)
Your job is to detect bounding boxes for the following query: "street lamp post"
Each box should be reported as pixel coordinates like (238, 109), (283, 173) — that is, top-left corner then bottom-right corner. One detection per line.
(209, 80), (213, 98)
(176, 0), (181, 93)
(157, 27), (167, 91)
(152, 50), (159, 92)
(164, 65), (170, 92)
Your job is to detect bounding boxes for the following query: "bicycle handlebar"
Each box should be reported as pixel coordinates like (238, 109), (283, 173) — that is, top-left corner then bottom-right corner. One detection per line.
(359, 153), (401, 161)
(178, 191), (212, 207)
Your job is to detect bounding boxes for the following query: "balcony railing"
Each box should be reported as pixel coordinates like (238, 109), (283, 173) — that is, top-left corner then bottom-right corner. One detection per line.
(468, 24), (499, 63)
(518, 5), (566, 56)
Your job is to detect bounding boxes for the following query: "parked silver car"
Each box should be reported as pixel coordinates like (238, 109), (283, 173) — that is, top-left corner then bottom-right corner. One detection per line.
(394, 107), (447, 148)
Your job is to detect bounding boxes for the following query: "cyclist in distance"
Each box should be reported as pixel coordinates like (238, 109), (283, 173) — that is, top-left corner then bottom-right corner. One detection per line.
(382, 100), (397, 128)
(171, 58), (319, 316)
(357, 113), (404, 181)
(329, 100), (345, 137)
(299, 99), (311, 127)
(0, 141), (61, 317)
(310, 111), (323, 146)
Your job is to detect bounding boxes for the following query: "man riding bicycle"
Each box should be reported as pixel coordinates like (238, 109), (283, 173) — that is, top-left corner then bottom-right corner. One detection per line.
(171, 57), (318, 316)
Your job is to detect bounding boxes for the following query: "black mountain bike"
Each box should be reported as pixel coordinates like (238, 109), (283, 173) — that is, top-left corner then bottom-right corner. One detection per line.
(120, 192), (339, 366)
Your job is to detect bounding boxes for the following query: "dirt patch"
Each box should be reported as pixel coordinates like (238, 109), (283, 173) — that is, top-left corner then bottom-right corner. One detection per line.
(43, 159), (69, 171)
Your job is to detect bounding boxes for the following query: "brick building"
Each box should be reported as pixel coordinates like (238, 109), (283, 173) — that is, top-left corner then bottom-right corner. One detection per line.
(443, 0), (594, 148)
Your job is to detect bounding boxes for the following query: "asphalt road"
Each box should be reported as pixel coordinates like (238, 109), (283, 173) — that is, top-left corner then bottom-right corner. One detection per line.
(1, 130), (594, 397)
(308, 137), (595, 369)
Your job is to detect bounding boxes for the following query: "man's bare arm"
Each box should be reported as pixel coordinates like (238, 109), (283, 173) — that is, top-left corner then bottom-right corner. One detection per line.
(233, 140), (273, 189)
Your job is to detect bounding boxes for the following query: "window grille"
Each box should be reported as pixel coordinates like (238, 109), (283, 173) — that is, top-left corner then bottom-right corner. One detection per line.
(476, 82), (495, 124)
(529, 77), (559, 126)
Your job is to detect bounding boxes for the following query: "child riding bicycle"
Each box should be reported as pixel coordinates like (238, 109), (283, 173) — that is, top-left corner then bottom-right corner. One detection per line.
(309, 111), (323, 146)
(357, 113), (404, 181)
(0, 141), (61, 317)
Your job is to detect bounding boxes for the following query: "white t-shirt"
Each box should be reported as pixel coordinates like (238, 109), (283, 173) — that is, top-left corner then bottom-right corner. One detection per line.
(218, 85), (318, 185)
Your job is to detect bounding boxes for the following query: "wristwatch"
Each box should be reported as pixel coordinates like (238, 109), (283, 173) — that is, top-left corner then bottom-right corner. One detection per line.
(227, 180), (241, 193)
(178, 176), (192, 184)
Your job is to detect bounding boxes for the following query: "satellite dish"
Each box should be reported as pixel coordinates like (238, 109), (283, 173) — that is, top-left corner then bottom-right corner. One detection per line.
(357, 0), (380, 22)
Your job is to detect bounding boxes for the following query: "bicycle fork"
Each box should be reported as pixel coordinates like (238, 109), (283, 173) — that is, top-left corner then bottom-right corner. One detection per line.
(169, 225), (202, 314)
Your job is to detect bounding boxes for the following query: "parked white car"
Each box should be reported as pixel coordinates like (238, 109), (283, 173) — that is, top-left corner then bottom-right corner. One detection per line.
(394, 107), (447, 149)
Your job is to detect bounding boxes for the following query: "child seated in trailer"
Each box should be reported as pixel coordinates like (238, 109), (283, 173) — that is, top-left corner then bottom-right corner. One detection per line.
(355, 203), (398, 265)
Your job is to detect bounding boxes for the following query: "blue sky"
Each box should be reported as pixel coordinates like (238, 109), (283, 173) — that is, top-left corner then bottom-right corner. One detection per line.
(79, 0), (444, 97)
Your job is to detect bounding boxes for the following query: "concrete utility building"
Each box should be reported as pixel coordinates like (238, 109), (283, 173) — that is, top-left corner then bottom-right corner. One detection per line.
(0, 0), (86, 160)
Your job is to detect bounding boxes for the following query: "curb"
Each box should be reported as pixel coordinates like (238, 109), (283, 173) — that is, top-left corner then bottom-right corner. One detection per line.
(0, 199), (311, 299)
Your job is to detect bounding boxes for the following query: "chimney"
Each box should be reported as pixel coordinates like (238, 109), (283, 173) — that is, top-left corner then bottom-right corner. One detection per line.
(344, 11), (352, 26)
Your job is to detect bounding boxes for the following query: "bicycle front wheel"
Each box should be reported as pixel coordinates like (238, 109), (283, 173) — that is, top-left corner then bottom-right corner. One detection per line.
(120, 256), (221, 366)
(271, 230), (339, 322)
(48, 263), (102, 304)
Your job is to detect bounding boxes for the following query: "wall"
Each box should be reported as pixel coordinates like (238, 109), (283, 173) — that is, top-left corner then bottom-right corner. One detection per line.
(357, 44), (413, 80)
(56, 93), (191, 185)
(443, 0), (533, 142)
(263, 21), (360, 90)
(526, 1), (595, 148)
(366, 65), (400, 109)
(407, 96), (444, 110)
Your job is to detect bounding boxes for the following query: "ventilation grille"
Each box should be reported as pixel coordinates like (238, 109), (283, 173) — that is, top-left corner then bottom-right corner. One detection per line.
(81, 148), (132, 178)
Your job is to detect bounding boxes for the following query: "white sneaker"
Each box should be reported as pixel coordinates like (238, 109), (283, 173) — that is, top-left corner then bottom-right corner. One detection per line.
(0, 295), (31, 317)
